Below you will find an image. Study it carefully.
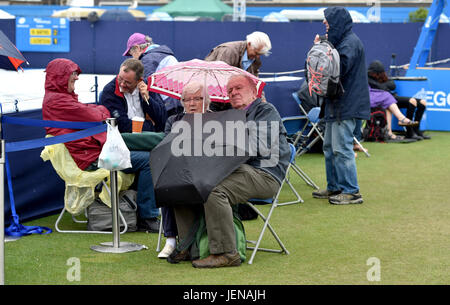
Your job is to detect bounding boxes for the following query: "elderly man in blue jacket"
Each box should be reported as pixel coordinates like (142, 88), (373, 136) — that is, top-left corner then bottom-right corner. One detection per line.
(100, 58), (167, 134)
(312, 7), (370, 205)
(100, 58), (167, 232)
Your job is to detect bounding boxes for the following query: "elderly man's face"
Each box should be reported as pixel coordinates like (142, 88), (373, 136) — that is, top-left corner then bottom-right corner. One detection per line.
(227, 76), (257, 110)
(67, 71), (79, 94)
(246, 42), (265, 60)
(182, 89), (206, 113)
(118, 66), (140, 93)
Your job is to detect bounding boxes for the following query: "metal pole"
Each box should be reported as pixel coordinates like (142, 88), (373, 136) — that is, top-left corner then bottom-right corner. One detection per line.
(110, 165), (120, 248)
(91, 118), (147, 253)
(94, 76), (98, 104)
(1, 139), (5, 285)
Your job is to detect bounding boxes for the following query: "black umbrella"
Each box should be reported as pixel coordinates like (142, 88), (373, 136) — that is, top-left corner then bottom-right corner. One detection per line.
(0, 30), (28, 71)
(151, 109), (250, 206)
(100, 9), (135, 21)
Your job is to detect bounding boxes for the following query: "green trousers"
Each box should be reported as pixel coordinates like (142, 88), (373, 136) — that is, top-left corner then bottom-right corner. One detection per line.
(173, 164), (279, 254)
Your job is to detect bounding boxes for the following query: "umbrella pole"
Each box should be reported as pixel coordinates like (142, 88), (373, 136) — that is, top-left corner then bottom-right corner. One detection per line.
(90, 118), (147, 253)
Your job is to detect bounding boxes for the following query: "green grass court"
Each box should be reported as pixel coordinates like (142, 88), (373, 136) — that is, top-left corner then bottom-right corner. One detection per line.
(4, 131), (450, 285)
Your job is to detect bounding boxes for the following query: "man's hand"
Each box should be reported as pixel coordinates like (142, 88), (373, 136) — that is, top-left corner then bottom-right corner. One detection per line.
(314, 34), (328, 44)
(314, 34), (321, 44)
(138, 80), (149, 104)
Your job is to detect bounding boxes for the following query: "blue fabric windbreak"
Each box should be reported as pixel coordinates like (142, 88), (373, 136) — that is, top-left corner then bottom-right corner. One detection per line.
(5, 124), (106, 153)
(1, 115), (102, 129)
(1, 113), (107, 237)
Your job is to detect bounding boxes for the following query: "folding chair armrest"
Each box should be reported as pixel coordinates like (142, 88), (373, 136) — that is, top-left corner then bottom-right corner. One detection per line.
(281, 115), (307, 122)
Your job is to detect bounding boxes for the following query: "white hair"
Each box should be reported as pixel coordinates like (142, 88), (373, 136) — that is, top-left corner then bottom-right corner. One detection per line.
(180, 82), (211, 110)
(246, 31), (272, 56)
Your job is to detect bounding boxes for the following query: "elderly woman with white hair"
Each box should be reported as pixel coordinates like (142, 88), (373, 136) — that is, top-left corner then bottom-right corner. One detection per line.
(157, 81), (211, 258)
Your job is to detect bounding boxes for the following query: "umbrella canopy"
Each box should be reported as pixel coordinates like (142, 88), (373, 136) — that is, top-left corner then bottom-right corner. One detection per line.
(155, 0), (232, 21)
(100, 8), (146, 21)
(150, 109), (250, 206)
(0, 30), (28, 71)
(51, 7), (106, 19)
(148, 59), (265, 103)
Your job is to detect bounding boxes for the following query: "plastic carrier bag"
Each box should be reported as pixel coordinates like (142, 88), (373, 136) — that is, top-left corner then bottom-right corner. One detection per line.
(40, 137), (135, 215)
(98, 122), (132, 171)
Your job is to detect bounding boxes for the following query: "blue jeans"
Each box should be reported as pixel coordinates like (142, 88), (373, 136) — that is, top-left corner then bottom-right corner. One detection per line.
(353, 119), (362, 141)
(122, 151), (159, 219)
(323, 119), (360, 194)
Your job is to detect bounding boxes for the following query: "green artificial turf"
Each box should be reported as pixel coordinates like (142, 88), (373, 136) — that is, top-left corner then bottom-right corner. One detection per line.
(4, 131), (450, 285)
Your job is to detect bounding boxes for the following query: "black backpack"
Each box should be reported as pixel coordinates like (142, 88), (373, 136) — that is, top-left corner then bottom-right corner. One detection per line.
(363, 107), (389, 142)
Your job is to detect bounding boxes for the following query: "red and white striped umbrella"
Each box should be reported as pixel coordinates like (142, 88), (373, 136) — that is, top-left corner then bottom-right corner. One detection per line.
(147, 59), (265, 103)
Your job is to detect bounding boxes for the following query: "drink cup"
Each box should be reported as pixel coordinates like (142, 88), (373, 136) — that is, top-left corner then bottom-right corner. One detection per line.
(132, 116), (144, 133)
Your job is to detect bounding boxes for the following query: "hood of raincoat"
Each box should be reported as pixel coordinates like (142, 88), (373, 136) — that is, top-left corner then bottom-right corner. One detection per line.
(321, 6), (371, 122)
(44, 58), (82, 95)
(324, 7), (353, 47)
(42, 58), (110, 170)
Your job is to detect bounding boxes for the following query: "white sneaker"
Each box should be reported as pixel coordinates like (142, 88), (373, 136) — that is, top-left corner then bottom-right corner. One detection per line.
(158, 243), (175, 259)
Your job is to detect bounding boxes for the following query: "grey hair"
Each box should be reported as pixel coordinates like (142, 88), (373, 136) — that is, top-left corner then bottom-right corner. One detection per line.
(246, 31), (272, 56)
(137, 35), (153, 49)
(180, 82), (211, 110)
(120, 58), (144, 80)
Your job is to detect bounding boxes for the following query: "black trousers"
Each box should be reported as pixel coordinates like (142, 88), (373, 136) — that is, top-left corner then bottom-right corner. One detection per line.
(395, 95), (426, 123)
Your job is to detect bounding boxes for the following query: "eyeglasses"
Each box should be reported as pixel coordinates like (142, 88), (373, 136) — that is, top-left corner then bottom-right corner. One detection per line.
(117, 75), (135, 87)
(182, 96), (204, 103)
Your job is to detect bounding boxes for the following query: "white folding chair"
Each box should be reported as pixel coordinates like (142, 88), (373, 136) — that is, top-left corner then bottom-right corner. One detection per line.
(245, 143), (301, 265)
(291, 92), (324, 156)
(55, 180), (129, 234)
(293, 92), (370, 157)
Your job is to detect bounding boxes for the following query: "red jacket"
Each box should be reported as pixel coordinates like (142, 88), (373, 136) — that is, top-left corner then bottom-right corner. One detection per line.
(42, 58), (110, 170)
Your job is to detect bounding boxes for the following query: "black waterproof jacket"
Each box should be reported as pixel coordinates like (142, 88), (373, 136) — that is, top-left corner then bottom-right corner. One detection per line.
(323, 7), (370, 122)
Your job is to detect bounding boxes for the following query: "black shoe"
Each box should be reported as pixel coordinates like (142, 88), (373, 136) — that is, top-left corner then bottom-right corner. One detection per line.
(406, 127), (423, 141)
(415, 131), (431, 140)
(167, 249), (191, 264)
(406, 133), (423, 141)
(137, 217), (160, 233)
(312, 189), (341, 199)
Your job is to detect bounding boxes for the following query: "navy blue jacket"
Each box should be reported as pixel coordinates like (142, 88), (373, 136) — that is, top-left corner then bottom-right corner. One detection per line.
(323, 7), (370, 122)
(100, 76), (167, 133)
(140, 45), (182, 114)
(140, 45), (176, 80)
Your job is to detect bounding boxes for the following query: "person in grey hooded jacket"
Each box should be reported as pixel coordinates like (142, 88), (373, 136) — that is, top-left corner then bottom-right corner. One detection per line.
(312, 7), (370, 205)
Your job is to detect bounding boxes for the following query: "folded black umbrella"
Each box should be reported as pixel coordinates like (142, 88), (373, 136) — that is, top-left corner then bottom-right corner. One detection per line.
(150, 109), (250, 207)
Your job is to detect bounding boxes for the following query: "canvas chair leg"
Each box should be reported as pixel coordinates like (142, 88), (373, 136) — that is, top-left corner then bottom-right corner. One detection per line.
(296, 131), (322, 157)
(246, 202), (289, 265)
(353, 136), (370, 157)
(277, 176), (304, 206)
(290, 162), (320, 190)
(156, 208), (163, 252)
